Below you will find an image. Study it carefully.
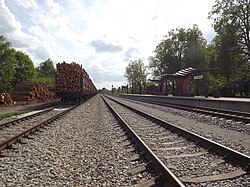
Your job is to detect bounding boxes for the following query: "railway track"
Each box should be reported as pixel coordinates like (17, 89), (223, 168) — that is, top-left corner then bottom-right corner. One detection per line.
(0, 95), (157, 186)
(0, 103), (81, 152)
(120, 96), (250, 124)
(102, 95), (250, 186)
(0, 107), (54, 129)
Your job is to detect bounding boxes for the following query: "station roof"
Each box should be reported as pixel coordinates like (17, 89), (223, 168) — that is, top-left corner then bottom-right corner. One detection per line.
(149, 67), (217, 82)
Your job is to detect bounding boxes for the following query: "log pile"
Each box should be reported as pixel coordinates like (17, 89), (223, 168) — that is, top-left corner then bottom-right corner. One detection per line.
(0, 93), (15, 105)
(11, 82), (55, 103)
(56, 62), (83, 93)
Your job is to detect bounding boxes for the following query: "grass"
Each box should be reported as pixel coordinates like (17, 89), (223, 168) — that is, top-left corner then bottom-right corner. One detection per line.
(0, 111), (30, 121)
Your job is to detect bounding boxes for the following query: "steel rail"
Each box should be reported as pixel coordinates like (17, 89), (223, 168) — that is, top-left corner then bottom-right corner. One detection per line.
(105, 95), (250, 172)
(102, 95), (185, 187)
(0, 107), (55, 129)
(122, 96), (250, 123)
(0, 103), (81, 152)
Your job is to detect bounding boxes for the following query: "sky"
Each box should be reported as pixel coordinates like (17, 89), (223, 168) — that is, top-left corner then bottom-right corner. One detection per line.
(0, 0), (216, 90)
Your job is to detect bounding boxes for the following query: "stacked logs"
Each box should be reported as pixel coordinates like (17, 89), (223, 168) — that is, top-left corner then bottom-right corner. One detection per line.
(11, 82), (55, 103)
(0, 93), (15, 105)
(56, 62), (83, 93)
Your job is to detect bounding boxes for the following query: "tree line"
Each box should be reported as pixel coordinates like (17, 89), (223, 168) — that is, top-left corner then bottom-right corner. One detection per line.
(125, 0), (250, 97)
(0, 35), (55, 93)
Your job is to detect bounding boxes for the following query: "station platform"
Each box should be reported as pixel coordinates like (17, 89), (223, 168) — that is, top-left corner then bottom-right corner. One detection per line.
(194, 96), (250, 102)
(120, 94), (250, 113)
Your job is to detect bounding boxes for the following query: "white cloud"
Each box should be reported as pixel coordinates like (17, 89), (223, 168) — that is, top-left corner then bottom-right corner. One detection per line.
(13, 0), (38, 9)
(0, 0), (21, 33)
(123, 47), (140, 61)
(0, 0), (216, 90)
(0, 0), (40, 57)
(90, 39), (123, 53)
(41, 0), (63, 16)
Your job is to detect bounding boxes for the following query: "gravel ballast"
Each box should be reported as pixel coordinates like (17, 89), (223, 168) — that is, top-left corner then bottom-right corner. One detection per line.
(0, 95), (154, 186)
(112, 96), (250, 156)
(105, 96), (250, 186)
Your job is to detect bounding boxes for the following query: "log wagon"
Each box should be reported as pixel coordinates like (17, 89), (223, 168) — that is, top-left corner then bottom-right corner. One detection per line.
(55, 62), (97, 101)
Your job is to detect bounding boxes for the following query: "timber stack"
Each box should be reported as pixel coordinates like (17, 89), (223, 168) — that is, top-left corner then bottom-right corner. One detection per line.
(56, 62), (83, 93)
(11, 82), (55, 103)
(0, 93), (15, 105)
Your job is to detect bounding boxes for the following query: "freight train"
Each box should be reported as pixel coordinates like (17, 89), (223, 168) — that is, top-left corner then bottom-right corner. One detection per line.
(55, 62), (97, 101)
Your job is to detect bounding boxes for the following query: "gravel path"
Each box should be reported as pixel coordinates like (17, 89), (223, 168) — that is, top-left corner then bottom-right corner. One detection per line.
(110, 96), (250, 156)
(0, 95), (154, 186)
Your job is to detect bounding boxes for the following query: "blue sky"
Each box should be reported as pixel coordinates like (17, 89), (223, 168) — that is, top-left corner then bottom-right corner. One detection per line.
(0, 0), (215, 89)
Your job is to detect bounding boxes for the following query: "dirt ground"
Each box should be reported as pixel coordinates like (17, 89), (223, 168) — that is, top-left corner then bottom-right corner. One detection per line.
(0, 100), (60, 115)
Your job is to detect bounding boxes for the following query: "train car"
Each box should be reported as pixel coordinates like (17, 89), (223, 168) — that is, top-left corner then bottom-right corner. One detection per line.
(55, 62), (97, 101)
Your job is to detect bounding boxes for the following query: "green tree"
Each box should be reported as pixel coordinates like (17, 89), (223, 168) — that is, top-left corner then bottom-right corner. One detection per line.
(0, 35), (16, 93)
(124, 59), (147, 94)
(149, 28), (187, 77)
(149, 26), (207, 78)
(206, 32), (248, 96)
(35, 58), (55, 87)
(14, 51), (35, 85)
(148, 37), (178, 77)
(37, 58), (55, 77)
(208, 0), (250, 96)
(209, 0), (250, 59)
(184, 25), (207, 69)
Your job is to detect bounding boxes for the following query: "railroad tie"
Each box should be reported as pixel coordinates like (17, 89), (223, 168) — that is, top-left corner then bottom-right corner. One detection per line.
(151, 145), (195, 151)
(132, 179), (155, 187)
(129, 165), (147, 175)
(180, 169), (247, 183)
(159, 151), (208, 159)
(128, 155), (140, 162)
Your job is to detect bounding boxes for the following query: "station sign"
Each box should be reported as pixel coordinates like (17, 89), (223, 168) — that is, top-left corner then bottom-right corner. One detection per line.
(194, 74), (203, 80)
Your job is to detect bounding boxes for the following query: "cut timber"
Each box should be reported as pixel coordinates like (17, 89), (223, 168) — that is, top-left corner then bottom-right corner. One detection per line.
(55, 61), (97, 99)
(56, 62), (83, 93)
(0, 93), (15, 105)
(11, 82), (55, 103)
